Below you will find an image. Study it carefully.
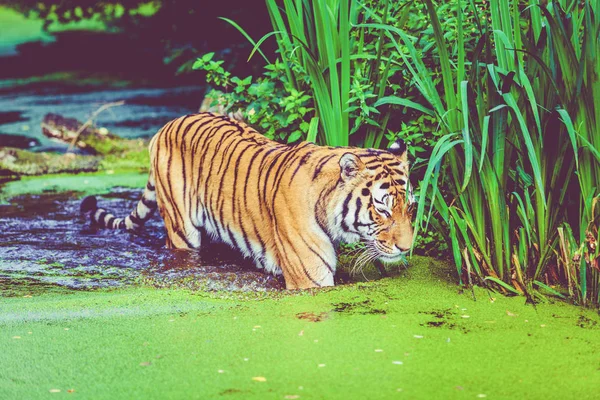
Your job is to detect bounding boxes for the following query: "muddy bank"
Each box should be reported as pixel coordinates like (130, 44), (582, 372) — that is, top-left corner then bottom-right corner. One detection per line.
(0, 188), (284, 292)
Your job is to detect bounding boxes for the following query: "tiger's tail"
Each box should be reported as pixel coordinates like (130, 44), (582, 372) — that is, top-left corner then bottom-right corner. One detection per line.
(80, 171), (158, 230)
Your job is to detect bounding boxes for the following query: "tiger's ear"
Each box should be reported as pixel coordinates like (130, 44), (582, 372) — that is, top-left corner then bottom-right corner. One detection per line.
(339, 153), (364, 181)
(389, 138), (408, 162)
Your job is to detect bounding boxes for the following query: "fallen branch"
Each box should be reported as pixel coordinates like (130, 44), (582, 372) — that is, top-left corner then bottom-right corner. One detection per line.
(42, 105), (146, 156)
(67, 100), (125, 153)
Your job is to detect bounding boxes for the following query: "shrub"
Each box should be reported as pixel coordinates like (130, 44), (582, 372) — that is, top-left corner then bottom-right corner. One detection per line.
(195, 1), (477, 149)
(194, 53), (317, 143)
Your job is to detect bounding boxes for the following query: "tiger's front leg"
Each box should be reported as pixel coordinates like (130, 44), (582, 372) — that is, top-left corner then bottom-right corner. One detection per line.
(278, 241), (336, 290)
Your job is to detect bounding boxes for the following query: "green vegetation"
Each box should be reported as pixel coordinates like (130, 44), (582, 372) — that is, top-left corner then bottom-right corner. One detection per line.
(2, 258), (600, 399)
(194, 53), (318, 143)
(0, 0), (272, 80)
(0, 145), (148, 186)
(0, 130), (148, 181)
(260, 0), (353, 146)
(0, 7), (104, 55)
(2, 2), (600, 395)
(194, 0), (434, 148)
(0, 147), (101, 178)
(0, 7), (52, 54)
(1, 0), (598, 308)
(193, 0), (476, 152)
(395, 0), (600, 305)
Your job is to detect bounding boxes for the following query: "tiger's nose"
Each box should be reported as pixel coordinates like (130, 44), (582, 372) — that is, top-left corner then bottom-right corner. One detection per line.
(395, 245), (411, 253)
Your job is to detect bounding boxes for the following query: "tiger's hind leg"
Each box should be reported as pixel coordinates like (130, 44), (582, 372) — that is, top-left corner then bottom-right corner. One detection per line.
(153, 171), (202, 250)
(161, 211), (202, 250)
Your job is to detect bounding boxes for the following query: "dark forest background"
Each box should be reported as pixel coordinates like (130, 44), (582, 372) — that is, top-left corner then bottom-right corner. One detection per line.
(0, 0), (275, 84)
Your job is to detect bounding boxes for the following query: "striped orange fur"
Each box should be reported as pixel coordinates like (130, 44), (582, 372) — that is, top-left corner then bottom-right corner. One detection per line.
(81, 112), (414, 289)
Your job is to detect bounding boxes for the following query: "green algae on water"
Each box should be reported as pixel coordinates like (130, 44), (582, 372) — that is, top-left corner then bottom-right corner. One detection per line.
(1, 258), (599, 399)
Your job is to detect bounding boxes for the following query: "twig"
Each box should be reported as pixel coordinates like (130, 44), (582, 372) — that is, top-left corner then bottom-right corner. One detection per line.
(463, 247), (477, 301)
(66, 101), (125, 153)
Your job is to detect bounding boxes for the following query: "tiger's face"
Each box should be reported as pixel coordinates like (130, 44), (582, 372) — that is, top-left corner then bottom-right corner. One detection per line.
(337, 139), (414, 263)
(364, 171), (414, 262)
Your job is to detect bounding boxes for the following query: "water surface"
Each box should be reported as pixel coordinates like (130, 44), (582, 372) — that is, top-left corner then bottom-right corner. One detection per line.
(0, 188), (284, 292)
(0, 85), (204, 151)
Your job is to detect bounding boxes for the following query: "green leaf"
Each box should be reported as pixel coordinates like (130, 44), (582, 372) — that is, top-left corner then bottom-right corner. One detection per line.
(287, 130), (303, 143)
(374, 96), (435, 116)
(533, 281), (567, 299)
(307, 117), (319, 143)
(483, 277), (521, 295)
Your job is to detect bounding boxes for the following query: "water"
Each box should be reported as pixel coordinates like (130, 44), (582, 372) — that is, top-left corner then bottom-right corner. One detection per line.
(0, 189), (284, 292)
(0, 84), (205, 150)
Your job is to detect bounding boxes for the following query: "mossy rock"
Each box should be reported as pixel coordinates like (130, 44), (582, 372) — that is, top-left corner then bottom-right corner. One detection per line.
(0, 147), (101, 178)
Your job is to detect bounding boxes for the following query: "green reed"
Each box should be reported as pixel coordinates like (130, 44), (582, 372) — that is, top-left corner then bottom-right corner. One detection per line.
(370, 0), (599, 304)
(226, 0), (407, 147)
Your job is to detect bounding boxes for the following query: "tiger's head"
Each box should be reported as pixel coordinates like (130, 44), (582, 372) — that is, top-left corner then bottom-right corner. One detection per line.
(334, 139), (414, 263)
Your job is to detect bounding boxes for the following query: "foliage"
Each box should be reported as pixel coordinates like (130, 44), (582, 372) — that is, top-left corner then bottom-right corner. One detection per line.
(193, 53), (316, 142)
(193, 0), (481, 261)
(411, 229), (449, 259)
(259, 0), (355, 146)
(376, 0), (600, 305)
(195, 0), (358, 145)
(194, 0), (599, 306)
(195, 0), (476, 150)
(356, 0), (480, 149)
(0, 0), (149, 25)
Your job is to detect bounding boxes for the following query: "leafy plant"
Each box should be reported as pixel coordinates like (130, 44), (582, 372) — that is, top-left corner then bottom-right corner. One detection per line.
(376, 0), (600, 305)
(259, 0), (354, 146)
(192, 1), (486, 260)
(222, 0), (453, 148)
(195, 1), (479, 151)
(193, 53), (317, 142)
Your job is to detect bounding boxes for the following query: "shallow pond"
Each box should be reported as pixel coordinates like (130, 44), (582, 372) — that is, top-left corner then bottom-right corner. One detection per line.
(0, 184), (285, 292)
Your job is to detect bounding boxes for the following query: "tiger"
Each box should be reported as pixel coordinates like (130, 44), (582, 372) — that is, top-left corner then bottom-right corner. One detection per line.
(80, 112), (414, 289)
